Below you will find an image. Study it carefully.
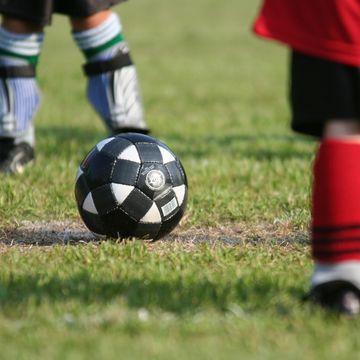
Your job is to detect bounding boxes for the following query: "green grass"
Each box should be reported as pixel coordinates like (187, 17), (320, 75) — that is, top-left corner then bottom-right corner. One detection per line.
(0, 0), (314, 228)
(0, 242), (359, 360)
(1, 0), (358, 359)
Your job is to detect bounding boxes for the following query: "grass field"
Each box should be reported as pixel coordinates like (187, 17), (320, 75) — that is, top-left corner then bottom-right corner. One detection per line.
(0, 0), (359, 359)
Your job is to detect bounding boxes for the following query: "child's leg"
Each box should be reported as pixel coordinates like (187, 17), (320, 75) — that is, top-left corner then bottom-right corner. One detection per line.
(289, 51), (360, 314)
(0, 17), (44, 174)
(310, 119), (360, 315)
(71, 10), (149, 135)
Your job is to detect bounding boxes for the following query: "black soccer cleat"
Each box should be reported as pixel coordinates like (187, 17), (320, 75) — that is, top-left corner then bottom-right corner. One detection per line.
(111, 127), (150, 135)
(307, 280), (360, 317)
(0, 138), (35, 174)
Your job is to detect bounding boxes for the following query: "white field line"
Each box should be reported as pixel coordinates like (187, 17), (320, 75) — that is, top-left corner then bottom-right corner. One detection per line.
(0, 220), (309, 247)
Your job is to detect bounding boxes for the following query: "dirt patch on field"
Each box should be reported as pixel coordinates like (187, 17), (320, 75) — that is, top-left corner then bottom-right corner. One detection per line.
(0, 220), (309, 249)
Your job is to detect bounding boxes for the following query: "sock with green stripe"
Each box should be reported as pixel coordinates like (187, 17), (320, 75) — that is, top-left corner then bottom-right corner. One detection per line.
(73, 13), (148, 134)
(0, 27), (43, 146)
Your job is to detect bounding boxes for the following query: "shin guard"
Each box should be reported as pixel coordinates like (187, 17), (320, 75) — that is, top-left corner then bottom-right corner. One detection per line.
(0, 62), (39, 145)
(0, 28), (43, 145)
(83, 50), (148, 134)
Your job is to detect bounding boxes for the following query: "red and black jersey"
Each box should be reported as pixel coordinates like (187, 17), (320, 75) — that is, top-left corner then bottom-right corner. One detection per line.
(253, 0), (360, 67)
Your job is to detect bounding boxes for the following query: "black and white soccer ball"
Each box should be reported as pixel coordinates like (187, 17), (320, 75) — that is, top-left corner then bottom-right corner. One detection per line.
(75, 133), (188, 240)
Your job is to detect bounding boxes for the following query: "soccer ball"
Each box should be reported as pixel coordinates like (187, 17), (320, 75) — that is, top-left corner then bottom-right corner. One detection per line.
(75, 133), (188, 240)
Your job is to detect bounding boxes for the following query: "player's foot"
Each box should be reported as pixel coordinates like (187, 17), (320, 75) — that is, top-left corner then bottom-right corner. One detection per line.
(307, 280), (360, 317)
(0, 139), (35, 174)
(112, 127), (150, 135)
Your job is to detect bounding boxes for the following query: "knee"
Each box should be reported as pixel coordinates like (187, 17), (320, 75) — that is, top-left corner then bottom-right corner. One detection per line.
(70, 10), (113, 31)
(2, 16), (43, 33)
(324, 119), (360, 139)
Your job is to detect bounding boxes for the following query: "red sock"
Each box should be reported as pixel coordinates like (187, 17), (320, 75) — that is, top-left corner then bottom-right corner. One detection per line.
(312, 139), (360, 263)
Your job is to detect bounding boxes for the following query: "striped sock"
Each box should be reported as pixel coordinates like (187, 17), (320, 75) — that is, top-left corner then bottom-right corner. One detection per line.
(0, 27), (43, 145)
(311, 139), (360, 290)
(73, 13), (126, 62)
(0, 27), (43, 65)
(73, 13), (147, 132)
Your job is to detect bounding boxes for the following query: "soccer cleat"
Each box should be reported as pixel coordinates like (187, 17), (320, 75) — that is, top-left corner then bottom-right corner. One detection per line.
(0, 138), (34, 174)
(307, 280), (360, 317)
(111, 127), (149, 135)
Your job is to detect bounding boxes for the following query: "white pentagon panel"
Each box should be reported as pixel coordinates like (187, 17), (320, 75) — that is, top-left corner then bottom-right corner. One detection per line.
(96, 137), (115, 151)
(158, 146), (176, 164)
(75, 167), (83, 182)
(173, 185), (186, 206)
(111, 183), (134, 205)
(140, 202), (162, 224)
(118, 145), (141, 163)
(83, 192), (98, 214)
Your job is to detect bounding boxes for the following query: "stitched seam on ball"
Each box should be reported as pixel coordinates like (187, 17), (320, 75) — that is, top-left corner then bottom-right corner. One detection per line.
(117, 205), (140, 222)
(108, 186), (122, 214)
(177, 161), (186, 181)
(109, 157), (116, 180)
(164, 164), (174, 185)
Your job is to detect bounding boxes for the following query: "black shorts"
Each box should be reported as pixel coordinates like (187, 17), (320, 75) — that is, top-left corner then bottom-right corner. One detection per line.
(0, 0), (126, 25)
(290, 51), (360, 137)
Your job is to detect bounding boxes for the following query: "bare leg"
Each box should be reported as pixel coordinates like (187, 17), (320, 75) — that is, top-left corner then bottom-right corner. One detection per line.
(70, 10), (112, 31)
(2, 16), (43, 33)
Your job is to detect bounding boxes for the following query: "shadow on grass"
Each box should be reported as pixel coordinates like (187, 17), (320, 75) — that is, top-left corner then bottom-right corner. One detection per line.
(37, 125), (105, 143)
(35, 125), (315, 163)
(164, 132), (316, 161)
(0, 272), (303, 314)
(36, 125), (107, 159)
